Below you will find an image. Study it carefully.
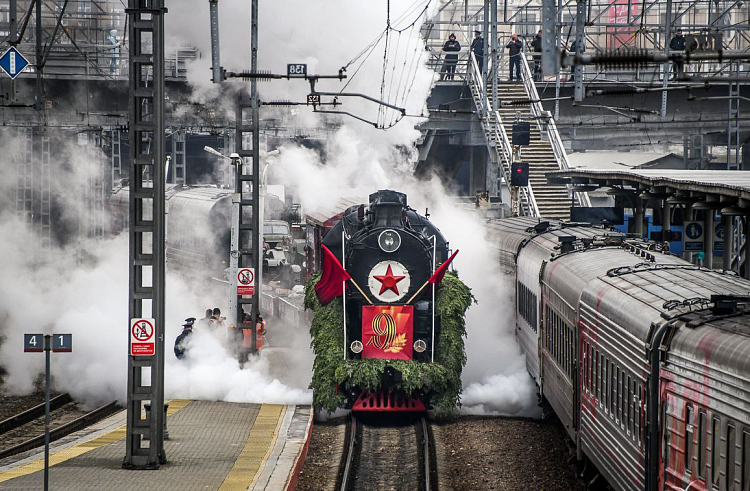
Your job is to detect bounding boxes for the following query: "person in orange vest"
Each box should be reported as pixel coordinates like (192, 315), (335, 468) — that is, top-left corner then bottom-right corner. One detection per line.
(241, 314), (267, 352)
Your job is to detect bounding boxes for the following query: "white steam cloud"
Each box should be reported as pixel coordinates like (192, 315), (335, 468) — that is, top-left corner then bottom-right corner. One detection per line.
(1, 1), (538, 417)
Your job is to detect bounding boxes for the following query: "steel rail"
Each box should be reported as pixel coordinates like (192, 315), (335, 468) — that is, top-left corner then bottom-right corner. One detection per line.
(338, 414), (359, 491)
(0, 401), (119, 460)
(420, 416), (434, 491)
(0, 393), (72, 436)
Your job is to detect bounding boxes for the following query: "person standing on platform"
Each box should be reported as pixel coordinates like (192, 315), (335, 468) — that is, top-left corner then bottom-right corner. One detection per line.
(198, 309), (213, 329)
(506, 33), (523, 81)
(470, 29), (484, 72)
(531, 30), (543, 81)
(174, 318), (195, 360)
(107, 29), (120, 74)
(441, 33), (461, 81)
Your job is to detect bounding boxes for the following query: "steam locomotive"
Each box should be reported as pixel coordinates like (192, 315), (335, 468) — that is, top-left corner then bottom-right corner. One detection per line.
(320, 190), (450, 411)
(490, 216), (750, 491)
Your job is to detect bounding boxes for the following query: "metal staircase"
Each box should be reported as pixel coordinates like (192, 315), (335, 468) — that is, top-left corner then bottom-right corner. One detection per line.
(466, 53), (590, 220)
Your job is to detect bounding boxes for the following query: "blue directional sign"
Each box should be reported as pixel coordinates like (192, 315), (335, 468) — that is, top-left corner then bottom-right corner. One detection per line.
(714, 223), (724, 253)
(0, 47), (30, 79)
(684, 221), (704, 252)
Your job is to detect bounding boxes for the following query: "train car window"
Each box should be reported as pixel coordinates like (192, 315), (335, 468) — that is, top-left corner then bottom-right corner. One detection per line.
(603, 359), (608, 412)
(686, 404), (694, 474)
(726, 424), (736, 490)
(700, 411), (707, 479)
(712, 417), (720, 488)
(742, 429), (749, 491)
(610, 362), (616, 417)
(627, 376), (632, 437)
(532, 293), (537, 332)
(582, 342), (588, 392)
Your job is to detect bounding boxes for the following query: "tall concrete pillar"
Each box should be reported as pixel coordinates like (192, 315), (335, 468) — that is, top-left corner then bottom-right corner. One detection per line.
(634, 199), (645, 237)
(705, 210), (714, 269)
(723, 214), (733, 271)
(662, 200), (671, 242)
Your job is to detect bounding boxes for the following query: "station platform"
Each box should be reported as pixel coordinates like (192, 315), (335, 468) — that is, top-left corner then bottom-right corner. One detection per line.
(0, 400), (312, 491)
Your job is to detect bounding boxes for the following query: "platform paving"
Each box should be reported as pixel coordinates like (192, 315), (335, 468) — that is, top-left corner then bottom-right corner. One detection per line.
(0, 400), (311, 491)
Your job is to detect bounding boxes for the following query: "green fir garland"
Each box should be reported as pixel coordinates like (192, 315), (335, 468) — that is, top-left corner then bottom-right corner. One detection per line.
(305, 271), (472, 415)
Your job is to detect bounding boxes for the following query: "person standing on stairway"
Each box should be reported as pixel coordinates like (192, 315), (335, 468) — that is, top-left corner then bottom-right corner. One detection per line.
(470, 29), (484, 72)
(441, 33), (461, 81)
(506, 33), (523, 82)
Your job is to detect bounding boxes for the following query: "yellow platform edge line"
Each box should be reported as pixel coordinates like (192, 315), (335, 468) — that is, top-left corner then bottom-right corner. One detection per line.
(0, 399), (193, 483)
(219, 404), (286, 491)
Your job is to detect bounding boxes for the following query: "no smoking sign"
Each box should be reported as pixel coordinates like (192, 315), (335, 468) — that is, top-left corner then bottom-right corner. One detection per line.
(130, 318), (155, 356)
(237, 267), (255, 296)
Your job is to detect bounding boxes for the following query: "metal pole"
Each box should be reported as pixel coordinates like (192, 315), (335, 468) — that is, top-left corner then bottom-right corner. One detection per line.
(209, 0), (222, 83)
(573, 0), (586, 102)
(35, 0), (42, 110)
(44, 334), (51, 491)
(431, 236), (436, 363)
(341, 228), (346, 360)
(250, 0), (260, 353)
(9, 0), (18, 45)
(744, 215), (750, 279)
(661, 0), (672, 118)
(483, 0), (489, 86)
(230, 157), (240, 345)
(554, 0), (562, 119)
(491, 0), (498, 111)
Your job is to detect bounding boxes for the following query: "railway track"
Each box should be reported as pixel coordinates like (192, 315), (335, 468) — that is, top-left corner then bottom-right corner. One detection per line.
(338, 414), (437, 491)
(0, 393), (120, 460)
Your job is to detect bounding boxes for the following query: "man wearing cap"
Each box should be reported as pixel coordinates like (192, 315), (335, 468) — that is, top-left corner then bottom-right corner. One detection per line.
(506, 33), (523, 81)
(441, 33), (461, 81)
(174, 318), (195, 360)
(470, 29), (484, 72)
(669, 29), (686, 79)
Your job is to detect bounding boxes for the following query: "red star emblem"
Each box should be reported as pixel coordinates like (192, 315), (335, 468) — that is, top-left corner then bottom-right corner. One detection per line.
(373, 264), (406, 295)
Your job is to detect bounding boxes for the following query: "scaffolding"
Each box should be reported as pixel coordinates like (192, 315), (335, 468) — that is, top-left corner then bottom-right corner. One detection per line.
(426, 0), (750, 82)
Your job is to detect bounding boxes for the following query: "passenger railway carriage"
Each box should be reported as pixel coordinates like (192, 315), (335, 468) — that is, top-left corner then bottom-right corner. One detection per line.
(488, 216), (750, 491)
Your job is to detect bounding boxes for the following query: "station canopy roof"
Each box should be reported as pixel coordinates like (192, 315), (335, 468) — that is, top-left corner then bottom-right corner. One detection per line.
(547, 169), (750, 207)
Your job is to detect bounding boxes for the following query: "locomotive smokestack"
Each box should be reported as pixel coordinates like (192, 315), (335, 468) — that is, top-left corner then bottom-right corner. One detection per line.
(368, 190), (407, 228)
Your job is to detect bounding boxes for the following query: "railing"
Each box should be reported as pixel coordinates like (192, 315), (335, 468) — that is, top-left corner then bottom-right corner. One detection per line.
(426, 53), (471, 82)
(519, 54), (591, 208)
(468, 52), (539, 217)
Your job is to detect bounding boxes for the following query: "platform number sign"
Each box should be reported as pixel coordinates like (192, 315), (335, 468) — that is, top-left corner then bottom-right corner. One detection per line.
(130, 318), (156, 356)
(52, 334), (73, 353)
(24, 333), (72, 353)
(24, 333), (44, 353)
(237, 267), (255, 296)
(287, 63), (307, 77)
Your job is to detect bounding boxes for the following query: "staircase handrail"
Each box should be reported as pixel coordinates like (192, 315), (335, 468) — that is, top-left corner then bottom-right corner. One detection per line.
(519, 54), (591, 208)
(469, 52), (538, 217)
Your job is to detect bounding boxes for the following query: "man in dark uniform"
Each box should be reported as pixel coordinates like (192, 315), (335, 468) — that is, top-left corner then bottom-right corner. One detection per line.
(470, 29), (484, 72)
(506, 33), (523, 81)
(174, 318), (195, 360)
(669, 29), (686, 78)
(441, 33), (461, 81)
(531, 30), (543, 81)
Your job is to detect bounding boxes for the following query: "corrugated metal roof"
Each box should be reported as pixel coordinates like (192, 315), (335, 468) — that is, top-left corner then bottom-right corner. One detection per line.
(548, 168), (750, 202)
(305, 197), (363, 227)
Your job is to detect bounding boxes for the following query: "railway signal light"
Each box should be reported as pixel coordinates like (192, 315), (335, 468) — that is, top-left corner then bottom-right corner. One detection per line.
(511, 162), (529, 187)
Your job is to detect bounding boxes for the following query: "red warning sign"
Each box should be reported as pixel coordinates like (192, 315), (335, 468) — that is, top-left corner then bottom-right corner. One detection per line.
(237, 268), (255, 296)
(130, 318), (155, 356)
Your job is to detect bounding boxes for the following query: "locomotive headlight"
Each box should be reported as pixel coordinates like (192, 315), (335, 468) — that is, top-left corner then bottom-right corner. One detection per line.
(378, 229), (401, 253)
(413, 340), (427, 353)
(350, 341), (364, 354)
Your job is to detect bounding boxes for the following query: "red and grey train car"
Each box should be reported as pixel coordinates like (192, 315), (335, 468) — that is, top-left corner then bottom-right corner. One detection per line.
(489, 216), (750, 491)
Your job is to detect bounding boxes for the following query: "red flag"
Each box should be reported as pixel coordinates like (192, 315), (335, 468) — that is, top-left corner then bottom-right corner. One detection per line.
(315, 244), (352, 305)
(428, 249), (459, 285)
